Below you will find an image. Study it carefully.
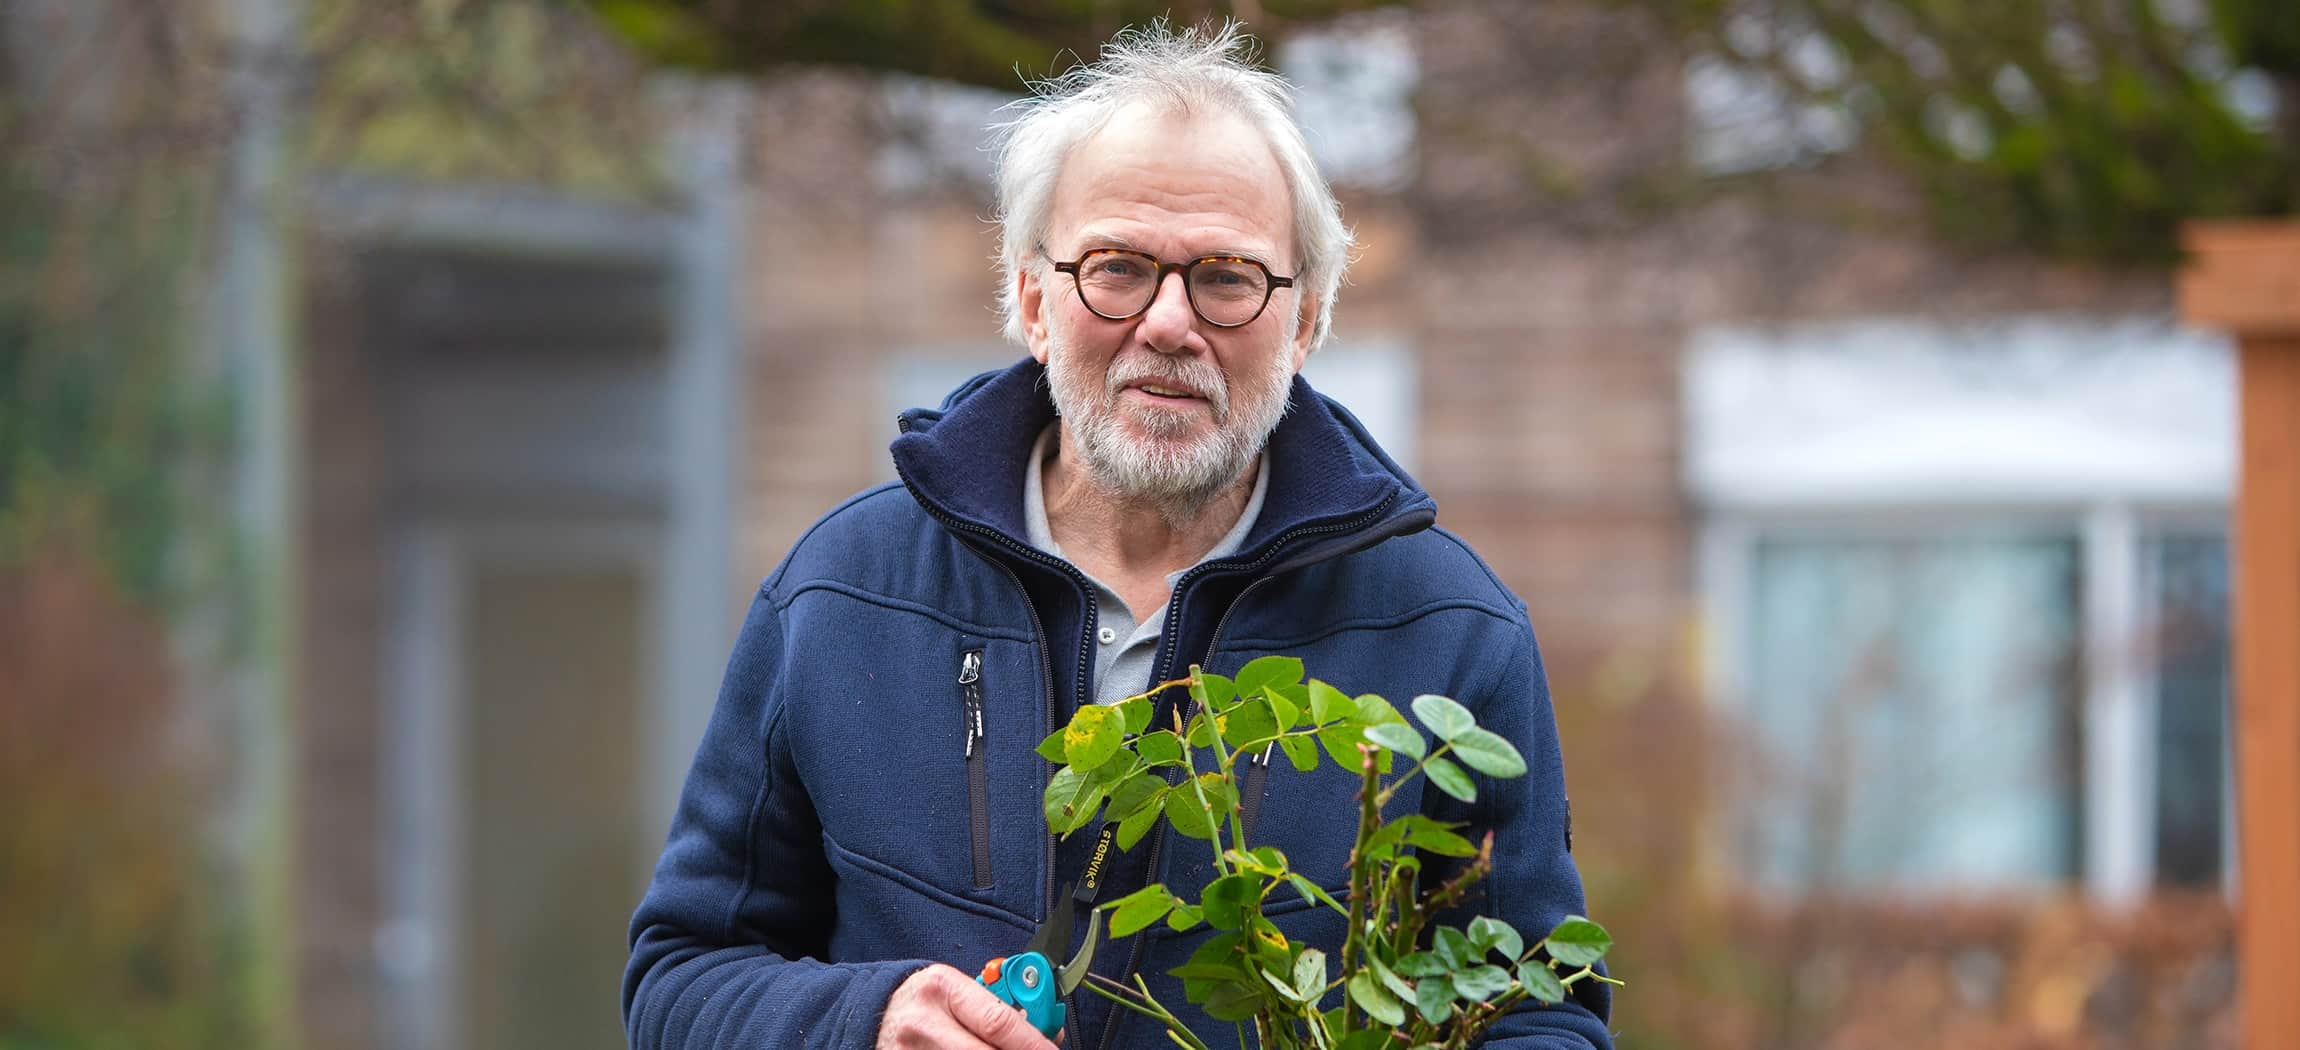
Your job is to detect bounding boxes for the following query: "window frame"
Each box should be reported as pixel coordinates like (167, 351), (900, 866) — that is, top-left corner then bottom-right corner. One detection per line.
(1700, 499), (2230, 903)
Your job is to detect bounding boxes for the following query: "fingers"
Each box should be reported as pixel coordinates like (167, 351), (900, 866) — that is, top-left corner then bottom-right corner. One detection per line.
(877, 964), (1057, 1050)
(877, 966), (995, 1050)
(945, 970), (1060, 1050)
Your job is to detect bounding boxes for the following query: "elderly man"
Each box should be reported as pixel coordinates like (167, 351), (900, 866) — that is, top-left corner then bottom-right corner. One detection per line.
(624, 22), (1611, 1050)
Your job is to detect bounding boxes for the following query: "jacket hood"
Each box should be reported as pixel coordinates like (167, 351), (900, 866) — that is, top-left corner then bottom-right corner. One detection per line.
(889, 358), (1435, 565)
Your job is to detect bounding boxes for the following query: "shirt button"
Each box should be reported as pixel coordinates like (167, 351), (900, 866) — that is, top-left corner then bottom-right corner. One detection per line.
(1097, 627), (1117, 644)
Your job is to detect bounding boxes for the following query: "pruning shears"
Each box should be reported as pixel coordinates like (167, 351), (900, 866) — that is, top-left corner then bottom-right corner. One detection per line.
(977, 895), (1104, 1040)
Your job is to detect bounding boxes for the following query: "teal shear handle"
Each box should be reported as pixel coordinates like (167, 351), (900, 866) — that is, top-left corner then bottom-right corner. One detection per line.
(976, 950), (1065, 1039)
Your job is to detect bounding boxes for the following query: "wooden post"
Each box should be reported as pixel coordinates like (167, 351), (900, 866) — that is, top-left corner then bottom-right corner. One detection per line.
(2179, 222), (2300, 1050)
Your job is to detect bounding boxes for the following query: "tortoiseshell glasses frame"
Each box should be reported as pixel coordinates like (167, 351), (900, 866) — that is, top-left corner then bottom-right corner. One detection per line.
(1048, 247), (1295, 328)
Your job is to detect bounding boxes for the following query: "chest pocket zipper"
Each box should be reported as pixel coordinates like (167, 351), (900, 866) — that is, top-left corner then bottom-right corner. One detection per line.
(960, 649), (994, 888)
(1237, 744), (1274, 845)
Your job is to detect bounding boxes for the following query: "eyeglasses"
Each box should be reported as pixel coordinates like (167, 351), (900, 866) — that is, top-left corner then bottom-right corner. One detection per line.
(1049, 248), (1294, 328)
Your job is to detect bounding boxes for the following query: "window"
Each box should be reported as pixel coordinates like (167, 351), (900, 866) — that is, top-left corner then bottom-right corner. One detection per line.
(2149, 533), (2231, 887)
(1743, 531), (2082, 892)
(1692, 317), (2235, 900)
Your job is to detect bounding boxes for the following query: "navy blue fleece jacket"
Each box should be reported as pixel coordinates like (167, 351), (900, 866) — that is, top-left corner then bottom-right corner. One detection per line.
(623, 359), (1613, 1049)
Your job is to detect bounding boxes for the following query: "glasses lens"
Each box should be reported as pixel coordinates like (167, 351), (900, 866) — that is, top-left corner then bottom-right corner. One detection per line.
(1188, 259), (1270, 326)
(1073, 250), (1157, 318)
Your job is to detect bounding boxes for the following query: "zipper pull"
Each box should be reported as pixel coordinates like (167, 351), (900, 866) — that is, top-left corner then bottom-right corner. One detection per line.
(960, 650), (985, 759)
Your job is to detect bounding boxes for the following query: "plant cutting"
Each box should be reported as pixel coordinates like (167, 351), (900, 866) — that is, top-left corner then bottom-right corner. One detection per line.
(1038, 655), (1620, 1050)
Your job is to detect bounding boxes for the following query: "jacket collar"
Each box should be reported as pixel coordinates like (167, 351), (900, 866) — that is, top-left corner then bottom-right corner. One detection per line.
(890, 358), (1434, 567)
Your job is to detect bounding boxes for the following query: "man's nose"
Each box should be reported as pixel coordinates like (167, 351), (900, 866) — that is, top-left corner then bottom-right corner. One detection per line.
(1136, 272), (1196, 351)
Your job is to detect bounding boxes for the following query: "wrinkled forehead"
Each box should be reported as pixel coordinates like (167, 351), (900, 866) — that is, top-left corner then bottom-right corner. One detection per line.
(1046, 101), (1295, 264)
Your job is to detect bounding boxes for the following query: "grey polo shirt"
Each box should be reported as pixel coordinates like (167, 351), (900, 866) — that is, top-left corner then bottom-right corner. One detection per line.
(1022, 423), (1268, 706)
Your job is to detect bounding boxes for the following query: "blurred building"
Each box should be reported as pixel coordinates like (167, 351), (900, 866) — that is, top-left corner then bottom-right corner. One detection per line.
(153, 3), (2239, 1049)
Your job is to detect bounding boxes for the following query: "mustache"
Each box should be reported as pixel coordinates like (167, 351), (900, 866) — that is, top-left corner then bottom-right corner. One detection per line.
(1103, 354), (1231, 420)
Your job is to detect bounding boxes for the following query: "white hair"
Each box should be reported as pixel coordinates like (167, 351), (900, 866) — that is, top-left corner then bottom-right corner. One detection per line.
(992, 20), (1354, 352)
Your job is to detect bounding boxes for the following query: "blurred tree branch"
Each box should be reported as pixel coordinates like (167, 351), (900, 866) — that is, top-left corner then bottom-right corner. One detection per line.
(1614, 0), (2300, 261)
(571, 0), (1407, 89)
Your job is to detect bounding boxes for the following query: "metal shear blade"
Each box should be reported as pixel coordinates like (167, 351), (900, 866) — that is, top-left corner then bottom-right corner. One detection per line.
(1020, 897), (1102, 995)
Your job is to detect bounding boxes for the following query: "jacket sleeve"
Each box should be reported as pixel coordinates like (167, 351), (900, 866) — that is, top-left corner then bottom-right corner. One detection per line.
(1429, 612), (1615, 1050)
(623, 589), (929, 1048)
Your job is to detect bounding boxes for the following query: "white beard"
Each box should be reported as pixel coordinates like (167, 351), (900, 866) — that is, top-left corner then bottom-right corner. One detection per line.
(1043, 323), (1296, 525)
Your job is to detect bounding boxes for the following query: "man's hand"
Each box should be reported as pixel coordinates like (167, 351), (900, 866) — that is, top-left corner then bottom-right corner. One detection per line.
(876, 964), (1062, 1050)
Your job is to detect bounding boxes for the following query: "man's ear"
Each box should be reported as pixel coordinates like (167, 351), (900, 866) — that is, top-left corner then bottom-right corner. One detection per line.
(1288, 294), (1318, 370)
(1019, 268), (1052, 364)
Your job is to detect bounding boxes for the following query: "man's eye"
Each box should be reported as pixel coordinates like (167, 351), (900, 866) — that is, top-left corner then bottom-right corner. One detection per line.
(1094, 258), (1144, 278)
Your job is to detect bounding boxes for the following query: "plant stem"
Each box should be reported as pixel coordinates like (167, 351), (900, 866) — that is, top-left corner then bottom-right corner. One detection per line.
(1339, 742), (1382, 1030)
(1375, 742), (1453, 809)
(1172, 716), (1236, 882)
(1081, 974), (1217, 1050)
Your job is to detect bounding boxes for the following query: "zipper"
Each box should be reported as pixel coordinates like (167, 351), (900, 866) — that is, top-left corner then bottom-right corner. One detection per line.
(1094, 495), (1401, 1050)
(891, 459), (1097, 1031)
(960, 649), (994, 888)
(1237, 745), (1273, 845)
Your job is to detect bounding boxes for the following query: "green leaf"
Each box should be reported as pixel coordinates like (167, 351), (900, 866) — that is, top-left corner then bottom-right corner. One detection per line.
(1263, 965), (1312, 1003)
(1410, 693), (1476, 741)
(1307, 679), (1356, 723)
(1347, 972), (1406, 1027)
(1232, 655), (1304, 697)
(1286, 874), (1346, 915)
(1334, 1033), (1392, 1050)
(1277, 734), (1320, 772)
(1105, 885), (1180, 937)
(1118, 695), (1154, 735)
(1452, 964), (1511, 1001)
(1204, 980), (1267, 1021)
(1115, 793), (1164, 850)
(1543, 916), (1613, 967)
(1318, 725), (1366, 769)
(1063, 705), (1124, 770)
(1174, 932), (1245, 982)
(1245, 916), (1292, 966)
(1365, 952), (1415, 1001)
(1434, 926), (1476, 970)
(1166, 779), (1220, 839)
(1364, 722), (1426, 760)
(1356, 693), (1406, 725)
(1035, 729), (1069, 764)
(1187, 713), (1215, 749)
(1136, 730), (1183, 766)
(1166, 903), (1204, 933)
(1422, 756), (1476, 802)
(1218, 698), (1280, 750)
(1468, 916), (1523, 961)
(1393, 951), (1448, 978)
(1106, 770), (1165, 820)
(1264, 687), (1301, 731)
(1087, 749), (1138, 786)
(1292, 948), (1328, 1003)
(1519, 962), (1566, 1004)
(1449, 727), (1527, 778)
(1173, 959), (1252, 982)
(1043, 766), (1105, 835)
(1190, 671), (1238, 711)
(1413, 973), (1455, 1024)
(1231, 845), (1287, 874)
(1200, 873), (1260, 930)
(1402, 816), (1478, 857)
(1362, 819), (1411, 861)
